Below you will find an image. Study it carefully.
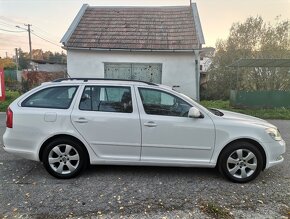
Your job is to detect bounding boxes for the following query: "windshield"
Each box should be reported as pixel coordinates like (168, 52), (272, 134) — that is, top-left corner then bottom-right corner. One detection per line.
(176, 93), (224, 117)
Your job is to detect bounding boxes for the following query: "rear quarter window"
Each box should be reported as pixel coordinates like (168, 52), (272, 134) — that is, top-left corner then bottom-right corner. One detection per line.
(21, 86), (78, 109)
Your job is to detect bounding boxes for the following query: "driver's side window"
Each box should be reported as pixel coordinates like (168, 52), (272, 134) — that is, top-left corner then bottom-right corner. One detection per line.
(138, 88), (191, 117)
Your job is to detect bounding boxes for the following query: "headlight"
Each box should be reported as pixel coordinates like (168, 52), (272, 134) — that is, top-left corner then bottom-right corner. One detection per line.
(265, 128), (282, 141)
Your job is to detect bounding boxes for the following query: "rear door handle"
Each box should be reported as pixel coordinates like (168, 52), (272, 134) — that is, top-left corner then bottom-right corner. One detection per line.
(144, 121), (157, 127)
(74, 117), (88, 123)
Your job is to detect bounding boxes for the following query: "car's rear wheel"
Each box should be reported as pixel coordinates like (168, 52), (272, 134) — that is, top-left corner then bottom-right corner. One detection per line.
(42, 138), (88, 179)
(218, 141), (263, 183)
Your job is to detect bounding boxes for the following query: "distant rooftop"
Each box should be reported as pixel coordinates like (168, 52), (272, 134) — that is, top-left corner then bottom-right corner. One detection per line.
(61, 4), (204, 51)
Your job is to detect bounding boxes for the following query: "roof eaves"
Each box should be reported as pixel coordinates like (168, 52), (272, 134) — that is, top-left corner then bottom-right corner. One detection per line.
(60, 4), (89, 45)
(88, 5), (189, 9)
(191, 3), (205, 46)
(63, 46), (198, 52)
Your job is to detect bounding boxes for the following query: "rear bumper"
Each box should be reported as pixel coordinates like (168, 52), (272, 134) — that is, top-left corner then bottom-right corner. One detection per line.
(3, 129), (40, 161)
(3, 145), (39, 161)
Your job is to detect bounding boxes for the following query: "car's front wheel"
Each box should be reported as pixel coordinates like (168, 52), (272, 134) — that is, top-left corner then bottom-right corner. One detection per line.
(218, 141), (263, 183)
(42, 138), (88, 179)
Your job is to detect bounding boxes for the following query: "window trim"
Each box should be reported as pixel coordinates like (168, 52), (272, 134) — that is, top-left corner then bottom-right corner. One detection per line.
(21, 86), (78, 109)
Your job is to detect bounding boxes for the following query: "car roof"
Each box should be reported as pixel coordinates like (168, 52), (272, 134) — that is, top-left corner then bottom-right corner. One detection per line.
(48, 78), (158, 86)
(40, 78), (178, 93)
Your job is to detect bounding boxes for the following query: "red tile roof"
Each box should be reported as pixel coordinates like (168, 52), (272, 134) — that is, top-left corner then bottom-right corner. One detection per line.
(65, 6), (200, 50)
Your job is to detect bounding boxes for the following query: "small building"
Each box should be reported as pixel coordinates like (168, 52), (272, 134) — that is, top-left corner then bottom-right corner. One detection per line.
(31, 59), (67, 73)
(200, 47), (215, 87)
(61, 3), (204, 99)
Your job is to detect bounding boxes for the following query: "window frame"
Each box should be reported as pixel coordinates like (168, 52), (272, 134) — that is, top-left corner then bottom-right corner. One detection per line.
(21, 85), (79, 109)
(137, 87), (193, 117)
(78, 85), (133, 113)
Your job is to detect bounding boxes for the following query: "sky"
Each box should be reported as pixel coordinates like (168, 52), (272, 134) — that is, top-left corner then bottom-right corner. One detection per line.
(0, 0), (289, 58)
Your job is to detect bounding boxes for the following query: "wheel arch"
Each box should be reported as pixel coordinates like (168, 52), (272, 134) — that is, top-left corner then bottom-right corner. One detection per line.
(39, 134), (90, 163)
(217, 138), (267, 170)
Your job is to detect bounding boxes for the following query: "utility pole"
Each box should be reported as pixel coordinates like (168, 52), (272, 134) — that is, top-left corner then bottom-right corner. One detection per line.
(16, 24), (32, 60)
(24, 24), (32, 61)
(15, 48), (19, 71)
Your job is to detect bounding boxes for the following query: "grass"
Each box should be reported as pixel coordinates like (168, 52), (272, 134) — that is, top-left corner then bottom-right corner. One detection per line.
(201, 100), (290, 120)
(0, 90), (21, 112)
(198, 200), (234, 219)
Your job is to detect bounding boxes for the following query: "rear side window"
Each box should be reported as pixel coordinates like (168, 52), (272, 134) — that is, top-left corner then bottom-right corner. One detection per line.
(79, 86), (132, 113)
(22, 86), (78, 109)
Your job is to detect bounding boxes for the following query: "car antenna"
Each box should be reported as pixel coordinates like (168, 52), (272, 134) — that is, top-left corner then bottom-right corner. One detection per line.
(172, 85), (180, 91)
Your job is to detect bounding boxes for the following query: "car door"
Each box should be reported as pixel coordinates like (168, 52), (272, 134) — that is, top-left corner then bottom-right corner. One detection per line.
(71, 85), (141, 161)
(136, 87), (215, 164)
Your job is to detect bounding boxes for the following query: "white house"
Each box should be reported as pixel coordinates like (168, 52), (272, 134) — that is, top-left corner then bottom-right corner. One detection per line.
(61, 3), (204, 100)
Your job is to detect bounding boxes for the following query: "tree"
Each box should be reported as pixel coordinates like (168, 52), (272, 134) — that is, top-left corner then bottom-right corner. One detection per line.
(17, 48), (67, 70)
(43, 50), (66, 63)
(0, 57), (16, 69)
(32, 49), (44, 60)
(18, 48), (30, 70)
(203, 16), (290, 100)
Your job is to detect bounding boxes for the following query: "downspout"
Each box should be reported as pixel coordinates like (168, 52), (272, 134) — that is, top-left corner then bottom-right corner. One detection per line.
(194, 50), (200, 101)
(191, 2), (205, 101)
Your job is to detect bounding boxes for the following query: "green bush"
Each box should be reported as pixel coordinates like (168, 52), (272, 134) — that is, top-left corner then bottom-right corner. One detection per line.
(0, 90), (21, 112)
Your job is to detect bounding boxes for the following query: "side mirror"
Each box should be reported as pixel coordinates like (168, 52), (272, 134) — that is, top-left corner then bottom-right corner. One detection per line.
(188, 107), (203, 118)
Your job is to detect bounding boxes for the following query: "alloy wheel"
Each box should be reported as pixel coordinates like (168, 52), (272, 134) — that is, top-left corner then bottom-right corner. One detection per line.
(226, 148), (257, 179)
(48, 144), (80, 175)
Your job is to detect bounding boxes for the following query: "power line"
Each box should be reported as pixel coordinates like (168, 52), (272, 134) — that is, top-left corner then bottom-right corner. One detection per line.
(31, 32), (62, 48)
(33, 25), (59, 40)
(0, 17), (22, 25)
(0, 28), (26, 33)
(0, 21), (17, 28)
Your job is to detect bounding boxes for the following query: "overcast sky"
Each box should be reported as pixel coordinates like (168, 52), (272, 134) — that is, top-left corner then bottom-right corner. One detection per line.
(0, 0), (289, 58)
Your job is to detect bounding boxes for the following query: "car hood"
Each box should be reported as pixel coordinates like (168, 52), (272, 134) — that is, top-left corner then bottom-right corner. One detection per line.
(217, 109), (276, 128)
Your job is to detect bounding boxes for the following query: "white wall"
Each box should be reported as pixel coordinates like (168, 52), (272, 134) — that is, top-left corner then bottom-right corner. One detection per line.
(67, 50), (198, 99)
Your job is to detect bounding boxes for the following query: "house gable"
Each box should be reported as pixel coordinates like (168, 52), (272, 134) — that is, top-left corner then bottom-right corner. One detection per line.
(61, 4), (204, 51)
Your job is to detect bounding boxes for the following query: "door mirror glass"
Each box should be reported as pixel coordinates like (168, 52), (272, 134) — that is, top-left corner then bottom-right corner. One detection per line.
(188, 107), (202, 118)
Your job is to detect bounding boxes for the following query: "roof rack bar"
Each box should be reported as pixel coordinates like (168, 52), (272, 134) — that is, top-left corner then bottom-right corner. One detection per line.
(53, 78), (157, 86)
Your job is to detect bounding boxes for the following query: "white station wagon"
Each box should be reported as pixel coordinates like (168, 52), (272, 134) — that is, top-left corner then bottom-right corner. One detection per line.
(3, 78), (286, 183)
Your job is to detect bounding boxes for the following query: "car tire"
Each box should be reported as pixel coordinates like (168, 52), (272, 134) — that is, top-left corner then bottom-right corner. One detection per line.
(218, 141), (263, 183)
(42, 137), (88, 179)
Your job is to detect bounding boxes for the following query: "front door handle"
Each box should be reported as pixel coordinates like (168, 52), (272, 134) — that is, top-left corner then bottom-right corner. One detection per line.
(74, 117), (88, 123)
(144, 121), (157, 127)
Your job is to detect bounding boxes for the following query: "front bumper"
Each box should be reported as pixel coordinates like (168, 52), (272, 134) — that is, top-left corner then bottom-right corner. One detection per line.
(265, 139), (286, 169)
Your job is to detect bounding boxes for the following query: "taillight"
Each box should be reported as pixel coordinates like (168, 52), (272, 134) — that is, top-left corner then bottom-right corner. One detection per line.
(6, 107), (13, 128)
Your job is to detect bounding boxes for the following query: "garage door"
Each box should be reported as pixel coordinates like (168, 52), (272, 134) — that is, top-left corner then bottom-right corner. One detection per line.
(104, 63), (162, 84)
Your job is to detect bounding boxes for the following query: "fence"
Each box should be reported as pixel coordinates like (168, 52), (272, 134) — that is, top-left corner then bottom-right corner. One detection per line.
(4, 69), (17, 81)
(230, 90), (290, 108)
